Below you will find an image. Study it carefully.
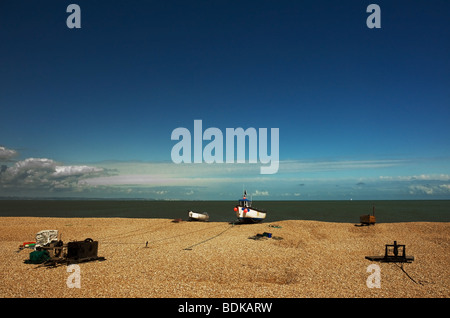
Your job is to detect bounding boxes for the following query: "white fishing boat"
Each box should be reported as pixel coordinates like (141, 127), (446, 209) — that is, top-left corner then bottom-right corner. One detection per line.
(234, 190), (267, 223)
(188, 211), (209, 221)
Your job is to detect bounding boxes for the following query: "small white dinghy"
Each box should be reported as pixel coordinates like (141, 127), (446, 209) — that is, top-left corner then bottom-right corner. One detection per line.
(188, 211), (209, 222)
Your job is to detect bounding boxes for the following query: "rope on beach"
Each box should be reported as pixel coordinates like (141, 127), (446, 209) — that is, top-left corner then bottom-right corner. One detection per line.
(100, 222), (232, 247)
(393, 263), (424, 285)
(183, 222), (235, 251)
(98, 222), (177, 242)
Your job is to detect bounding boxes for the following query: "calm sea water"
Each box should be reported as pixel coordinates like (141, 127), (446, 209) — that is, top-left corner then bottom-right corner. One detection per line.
(0, 200), (449, 223)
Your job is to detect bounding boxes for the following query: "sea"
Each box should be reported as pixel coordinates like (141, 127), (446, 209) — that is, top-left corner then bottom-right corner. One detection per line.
(0, 200), (449, 223)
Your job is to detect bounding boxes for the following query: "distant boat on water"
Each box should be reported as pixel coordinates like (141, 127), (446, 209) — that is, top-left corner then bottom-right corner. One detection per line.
(234, 190), (267, 223)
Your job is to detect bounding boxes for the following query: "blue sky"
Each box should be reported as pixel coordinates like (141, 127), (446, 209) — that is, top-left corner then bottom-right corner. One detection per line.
(1, 0), (449, 200)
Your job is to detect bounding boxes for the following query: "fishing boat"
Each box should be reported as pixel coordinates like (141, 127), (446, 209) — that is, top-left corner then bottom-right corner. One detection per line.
(234, 190), (267, 223)
(188, 211), (209, 221)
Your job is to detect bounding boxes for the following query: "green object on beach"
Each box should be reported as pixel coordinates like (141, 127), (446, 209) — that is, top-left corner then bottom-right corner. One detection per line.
(25, 250), (50, 264)
(269, 224), (282, 228)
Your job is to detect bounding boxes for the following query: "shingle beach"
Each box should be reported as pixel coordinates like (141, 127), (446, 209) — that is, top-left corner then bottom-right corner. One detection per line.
(1, 217), (449, 298)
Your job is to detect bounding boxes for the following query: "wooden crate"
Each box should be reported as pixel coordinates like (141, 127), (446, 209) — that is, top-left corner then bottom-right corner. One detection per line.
(360, 214), (376, 225)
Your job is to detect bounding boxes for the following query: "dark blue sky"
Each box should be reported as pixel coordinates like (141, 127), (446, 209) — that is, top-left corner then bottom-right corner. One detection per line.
(1, 1), (449, 199)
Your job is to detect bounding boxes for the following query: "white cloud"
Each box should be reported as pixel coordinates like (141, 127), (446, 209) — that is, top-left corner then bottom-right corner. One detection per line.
(279, 159), (404, 173)
(408, 185), (434, 195)
(0, 146), (18, 161)
(252, 190), (269, 196)
(408, 183), (450, 196)
(0, 157), (104, 192)
(380, 174), (450, 181)
(2, 158), (56, 181)
(53, 165), (103, 177)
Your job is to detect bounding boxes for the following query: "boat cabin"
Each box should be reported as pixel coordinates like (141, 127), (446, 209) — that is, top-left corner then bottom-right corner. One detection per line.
(238, 197), (252, 208)
(238, 190), (252, 208)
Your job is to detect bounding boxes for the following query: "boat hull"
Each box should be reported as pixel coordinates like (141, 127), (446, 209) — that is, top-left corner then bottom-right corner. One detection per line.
(235, 207), (266, 223)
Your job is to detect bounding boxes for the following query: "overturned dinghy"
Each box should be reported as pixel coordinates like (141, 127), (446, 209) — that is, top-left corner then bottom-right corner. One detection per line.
(188, 211), (209, 222)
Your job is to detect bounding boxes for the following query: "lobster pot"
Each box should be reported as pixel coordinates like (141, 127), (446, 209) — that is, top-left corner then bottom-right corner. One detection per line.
(67, 240), (98, 260)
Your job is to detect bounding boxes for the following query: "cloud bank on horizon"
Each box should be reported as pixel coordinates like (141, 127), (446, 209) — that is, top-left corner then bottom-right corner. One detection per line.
(0, 147), (105, 196)
(1, 145), (450, 200)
